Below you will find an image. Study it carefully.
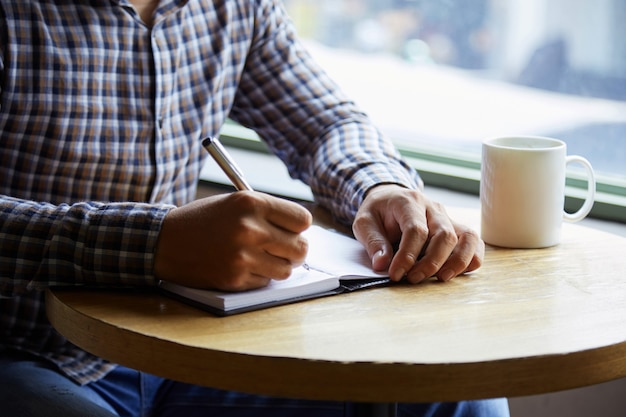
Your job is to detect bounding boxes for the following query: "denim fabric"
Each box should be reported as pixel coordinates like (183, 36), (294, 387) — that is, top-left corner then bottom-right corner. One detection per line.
(0, 351), (510, 417)
(0, 350), (118, 417)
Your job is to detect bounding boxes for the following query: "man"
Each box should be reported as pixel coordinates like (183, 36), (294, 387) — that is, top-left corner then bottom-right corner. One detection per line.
(0, 1), (509, 416)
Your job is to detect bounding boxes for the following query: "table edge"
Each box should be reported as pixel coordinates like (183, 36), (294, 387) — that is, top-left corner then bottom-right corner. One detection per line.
(46, 289), (626, 402)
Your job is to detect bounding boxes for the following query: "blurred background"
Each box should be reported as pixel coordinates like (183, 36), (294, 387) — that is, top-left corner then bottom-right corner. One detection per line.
(283, 0), (626, 180)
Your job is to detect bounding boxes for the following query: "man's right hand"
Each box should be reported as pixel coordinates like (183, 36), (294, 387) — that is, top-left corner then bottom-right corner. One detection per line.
(153, 191), (312, 292)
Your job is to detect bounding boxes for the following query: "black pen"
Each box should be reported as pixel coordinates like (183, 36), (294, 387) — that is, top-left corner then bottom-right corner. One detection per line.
(202, 136), (253, 191)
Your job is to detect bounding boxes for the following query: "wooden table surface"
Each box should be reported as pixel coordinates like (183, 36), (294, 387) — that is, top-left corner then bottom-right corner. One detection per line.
(46, 208), (626, 403)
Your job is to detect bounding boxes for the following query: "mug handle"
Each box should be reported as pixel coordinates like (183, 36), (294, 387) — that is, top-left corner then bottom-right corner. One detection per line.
(563, 155), (596, 222)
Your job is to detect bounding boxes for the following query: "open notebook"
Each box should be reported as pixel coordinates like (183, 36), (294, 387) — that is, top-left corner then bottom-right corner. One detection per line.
(158, 225), (390, 316)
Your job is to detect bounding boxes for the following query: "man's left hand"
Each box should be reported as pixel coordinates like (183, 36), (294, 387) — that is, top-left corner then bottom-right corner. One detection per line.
(352, 184), (484, 284)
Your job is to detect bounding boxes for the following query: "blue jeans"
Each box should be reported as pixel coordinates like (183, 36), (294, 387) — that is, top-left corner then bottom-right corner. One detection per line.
(0, 350), (509, 417)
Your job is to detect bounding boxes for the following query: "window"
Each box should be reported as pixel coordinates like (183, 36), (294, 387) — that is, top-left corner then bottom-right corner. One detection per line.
(219, 0), (626, 222)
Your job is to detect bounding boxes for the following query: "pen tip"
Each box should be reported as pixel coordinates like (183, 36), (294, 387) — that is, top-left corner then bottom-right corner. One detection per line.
(201, 136), (217, 147)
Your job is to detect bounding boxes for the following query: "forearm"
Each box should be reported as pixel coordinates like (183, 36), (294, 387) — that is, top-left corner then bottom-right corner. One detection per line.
(0, 195), (173, 296)
(228, 0), (422, 224)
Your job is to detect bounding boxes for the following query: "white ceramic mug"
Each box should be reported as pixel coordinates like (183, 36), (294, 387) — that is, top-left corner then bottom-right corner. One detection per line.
(480, 136), (595, 248)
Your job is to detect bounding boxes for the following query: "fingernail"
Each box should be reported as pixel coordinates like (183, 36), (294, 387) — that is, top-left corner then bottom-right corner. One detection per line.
(439, 269), (455, 282)
(391, 268), (406, 282)
(372, 250), (385, 265)
(408, 271), (426, 284)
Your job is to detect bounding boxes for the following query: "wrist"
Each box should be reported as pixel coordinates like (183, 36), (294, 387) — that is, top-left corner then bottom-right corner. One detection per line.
(363, 183), (409, 201)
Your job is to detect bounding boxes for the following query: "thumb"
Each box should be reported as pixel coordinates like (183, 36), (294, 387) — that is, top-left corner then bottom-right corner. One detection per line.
(353, 221), (395, 274)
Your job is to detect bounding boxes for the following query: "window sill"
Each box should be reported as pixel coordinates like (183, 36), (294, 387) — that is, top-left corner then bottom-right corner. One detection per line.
(203, 125), (626, 224)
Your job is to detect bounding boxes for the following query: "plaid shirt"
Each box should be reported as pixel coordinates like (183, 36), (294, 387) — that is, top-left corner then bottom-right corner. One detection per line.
(0, 0), (420, 384)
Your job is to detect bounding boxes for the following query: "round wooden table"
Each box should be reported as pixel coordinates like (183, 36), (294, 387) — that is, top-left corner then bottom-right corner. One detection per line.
(47, 208), (626, 410)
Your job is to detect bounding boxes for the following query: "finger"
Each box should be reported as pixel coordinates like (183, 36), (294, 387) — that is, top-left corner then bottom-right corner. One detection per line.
(436, 226), (484, 281)
(388, 221), (429, 281)
(253, 250), (296, 281)
(263, 194), (313, 233)
(405, 210), (458, 284)
(262, 228), (309, 268)
(218, 250), (294, 291)
(353, 185), (426, 278)
(386, 203), (430, 281)
(352, 212), (397, 273)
